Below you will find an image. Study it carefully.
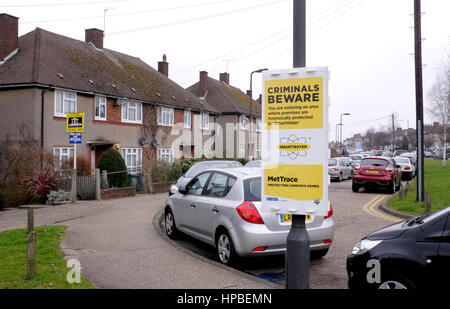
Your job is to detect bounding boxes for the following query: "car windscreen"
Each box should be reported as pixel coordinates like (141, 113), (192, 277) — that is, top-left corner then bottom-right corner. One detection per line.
(244, 177), (261, 202)
(360, 158), (389, 167)
(328, 159), (337, 166)
(395, 157), (410, 164)
(185, 163), (231, 178)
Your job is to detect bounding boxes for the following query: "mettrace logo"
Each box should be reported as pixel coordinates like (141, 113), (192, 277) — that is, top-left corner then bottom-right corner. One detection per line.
(278, 134), (310, 160)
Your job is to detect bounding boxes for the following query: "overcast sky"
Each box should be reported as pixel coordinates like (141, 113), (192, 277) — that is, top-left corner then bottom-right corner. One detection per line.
(4, 0), (450, 141)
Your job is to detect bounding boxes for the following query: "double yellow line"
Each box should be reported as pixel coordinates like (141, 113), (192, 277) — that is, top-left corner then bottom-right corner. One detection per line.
(362, 195), (403, 223)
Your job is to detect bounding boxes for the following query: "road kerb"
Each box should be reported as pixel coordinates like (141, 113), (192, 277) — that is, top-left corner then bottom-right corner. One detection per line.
(363, 195), (403, 222)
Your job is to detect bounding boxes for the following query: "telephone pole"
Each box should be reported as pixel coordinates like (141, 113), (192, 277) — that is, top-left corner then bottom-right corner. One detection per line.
(414, 0), (425, 202)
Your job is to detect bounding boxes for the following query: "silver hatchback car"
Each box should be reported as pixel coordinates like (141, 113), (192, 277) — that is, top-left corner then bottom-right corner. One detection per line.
(165, 167), (334, 265)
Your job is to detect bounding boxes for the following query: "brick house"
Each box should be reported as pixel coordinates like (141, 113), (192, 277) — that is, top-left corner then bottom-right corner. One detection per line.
(0, 14), (220, 173)
(187, 71), (262, 160)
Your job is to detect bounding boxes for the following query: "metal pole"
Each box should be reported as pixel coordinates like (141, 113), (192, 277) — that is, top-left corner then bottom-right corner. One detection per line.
(287, 0), (310, 290)
(249, 72), (253, 162)
(414, 0), (424, 202)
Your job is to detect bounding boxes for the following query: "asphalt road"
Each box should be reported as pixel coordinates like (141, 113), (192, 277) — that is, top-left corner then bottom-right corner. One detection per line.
(162, 179), (404, 289)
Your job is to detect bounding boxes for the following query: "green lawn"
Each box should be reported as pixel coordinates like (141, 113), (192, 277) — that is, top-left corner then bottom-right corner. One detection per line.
(386, 159), (450, 215)
(0, 226), (95, 289)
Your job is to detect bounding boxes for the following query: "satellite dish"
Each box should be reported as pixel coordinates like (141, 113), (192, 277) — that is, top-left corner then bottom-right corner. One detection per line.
(140, 137), (147, 145)
(151, 139), (159, 147)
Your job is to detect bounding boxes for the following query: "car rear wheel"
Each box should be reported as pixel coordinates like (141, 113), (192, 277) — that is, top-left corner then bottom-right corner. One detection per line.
(395, 178), (401, 192)
(389, 179), (396, 194)
(352, 182), (359, 193)
(216, 230), (236, 266)
(338, 173), (342, 182)
(165, 208), (179, 239)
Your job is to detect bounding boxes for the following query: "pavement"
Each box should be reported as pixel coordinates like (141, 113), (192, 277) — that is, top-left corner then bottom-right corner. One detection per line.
(0, 194), (275, 289)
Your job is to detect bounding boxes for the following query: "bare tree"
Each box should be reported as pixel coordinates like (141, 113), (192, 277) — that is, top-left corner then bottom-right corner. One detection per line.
(427, 61), (450, 167)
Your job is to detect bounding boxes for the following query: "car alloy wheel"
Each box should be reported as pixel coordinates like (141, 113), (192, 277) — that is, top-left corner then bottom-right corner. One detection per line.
(378, 280), (407, 289)
(217, 231), (236, 265)
(165, 208), (178, 239)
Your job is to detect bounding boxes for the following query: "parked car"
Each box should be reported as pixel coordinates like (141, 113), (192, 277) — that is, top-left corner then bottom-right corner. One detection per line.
(164, 167), (334, 265)
(393, 150), (408, 157)
(393, 156), (415, 181)
(328, 158), (353, 181)
(244, 160), (261, 168)
(347, 206), (450, 289)
(352, 157), (402, 193)
(399, 152), (417, 166)
(169, 160), (242, 196)
(424, 151), (434, 158)
(349, 155), (363, 167)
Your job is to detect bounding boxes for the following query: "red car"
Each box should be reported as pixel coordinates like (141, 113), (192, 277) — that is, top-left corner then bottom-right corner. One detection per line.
(352, 156), (402, 193)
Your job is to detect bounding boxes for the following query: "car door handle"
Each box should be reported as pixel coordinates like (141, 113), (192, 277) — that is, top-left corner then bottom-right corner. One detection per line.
(212, 207), (219, 214)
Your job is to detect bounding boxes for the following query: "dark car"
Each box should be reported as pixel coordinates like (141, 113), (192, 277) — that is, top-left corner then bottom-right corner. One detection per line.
(352, 157), (402, 193)
(347, 206), (450, 289)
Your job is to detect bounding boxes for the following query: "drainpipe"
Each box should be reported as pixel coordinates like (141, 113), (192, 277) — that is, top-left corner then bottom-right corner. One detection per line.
(41, 89), (46, 149)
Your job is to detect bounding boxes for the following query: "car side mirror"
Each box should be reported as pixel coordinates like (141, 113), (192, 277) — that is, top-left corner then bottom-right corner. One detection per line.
(178, 183), (188, 195)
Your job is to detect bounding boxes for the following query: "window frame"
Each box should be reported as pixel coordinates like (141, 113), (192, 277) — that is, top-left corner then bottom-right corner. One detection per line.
(240, 115), (248, 130)
(200, 112), (210, 130)
(204, 172), (236, 198)
(120, 147), (142, 173)
(256, 118), (262, 131)
(53, 146), (74, 169)
(95, 95), (107, 121)
(157, 147), (174, 164)
(184, 110), (191, 128)
(121, 99), (142, 124)
(54, 90), (77, 117)
(157, 106), (174, 126)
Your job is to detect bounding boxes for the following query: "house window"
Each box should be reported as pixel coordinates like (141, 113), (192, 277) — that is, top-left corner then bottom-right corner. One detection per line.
(157, 148), (174, 164)
(200, 113), (209, 130)
(240, 115), (248, 130)
(95, 96), (107, 120)
(54, 90), (77, 117)
(121, 100), (142, 124)
(256, 118), (262, 131)
(53, 147), (74, 169)
(120, 148), (142, 172)
(239, 144), (245, 158)
(157, 106), (174, 126)
(184, 110), (191, 128)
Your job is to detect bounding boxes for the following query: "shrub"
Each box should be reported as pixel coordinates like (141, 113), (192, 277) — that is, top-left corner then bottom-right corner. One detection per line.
(24, 167), (59, 204)
(97, 149), (127, 187)
(46, 190), (70, 205)
(61, 155), (91, 176)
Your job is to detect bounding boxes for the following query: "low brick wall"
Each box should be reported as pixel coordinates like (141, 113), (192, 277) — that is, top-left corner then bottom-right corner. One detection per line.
(152, 182), (172, 194)
(101, 187), (136, 200)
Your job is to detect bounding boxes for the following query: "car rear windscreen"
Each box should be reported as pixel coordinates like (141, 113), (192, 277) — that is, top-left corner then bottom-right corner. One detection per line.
(244, 177), (261, 201)
(360, 158), (389, 167)
(328, 159), (337, 166)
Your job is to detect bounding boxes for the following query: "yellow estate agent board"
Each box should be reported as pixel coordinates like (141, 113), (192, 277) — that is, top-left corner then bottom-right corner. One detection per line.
(66, 112), (85, 133)
(261, 67), (330, 217)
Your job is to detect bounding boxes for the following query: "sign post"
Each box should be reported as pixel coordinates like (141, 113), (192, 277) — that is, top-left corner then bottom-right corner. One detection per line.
(66, 112), (84, 170)
(261, 67), (330, 288)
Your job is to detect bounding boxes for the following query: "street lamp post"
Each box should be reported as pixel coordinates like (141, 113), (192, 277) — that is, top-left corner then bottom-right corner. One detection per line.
(340, 113), (350, 154)
(249, 68), (268, 161)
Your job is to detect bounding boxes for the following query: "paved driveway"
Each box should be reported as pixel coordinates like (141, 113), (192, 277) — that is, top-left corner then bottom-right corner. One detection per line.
(0, 195), (274, 289)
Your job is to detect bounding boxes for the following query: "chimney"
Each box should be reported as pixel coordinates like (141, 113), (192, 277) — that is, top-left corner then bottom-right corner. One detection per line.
(199, 71), (208, 97)
(158, 54), (169, 77)
(257, 94), (262, 104)
(0, 14), (19, 62)
(85, 28), (103, 49)
(246, 90), (252, 97)
(219, 72), (229, 85)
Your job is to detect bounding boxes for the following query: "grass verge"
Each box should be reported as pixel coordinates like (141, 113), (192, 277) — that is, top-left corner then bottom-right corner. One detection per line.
(386, 159), (450, 215)
(0, 225), (95, 289)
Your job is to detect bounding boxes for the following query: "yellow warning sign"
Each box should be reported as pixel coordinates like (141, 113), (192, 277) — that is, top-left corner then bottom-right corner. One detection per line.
(264, 164), (323, 201)
(264, 77), (323, 130)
